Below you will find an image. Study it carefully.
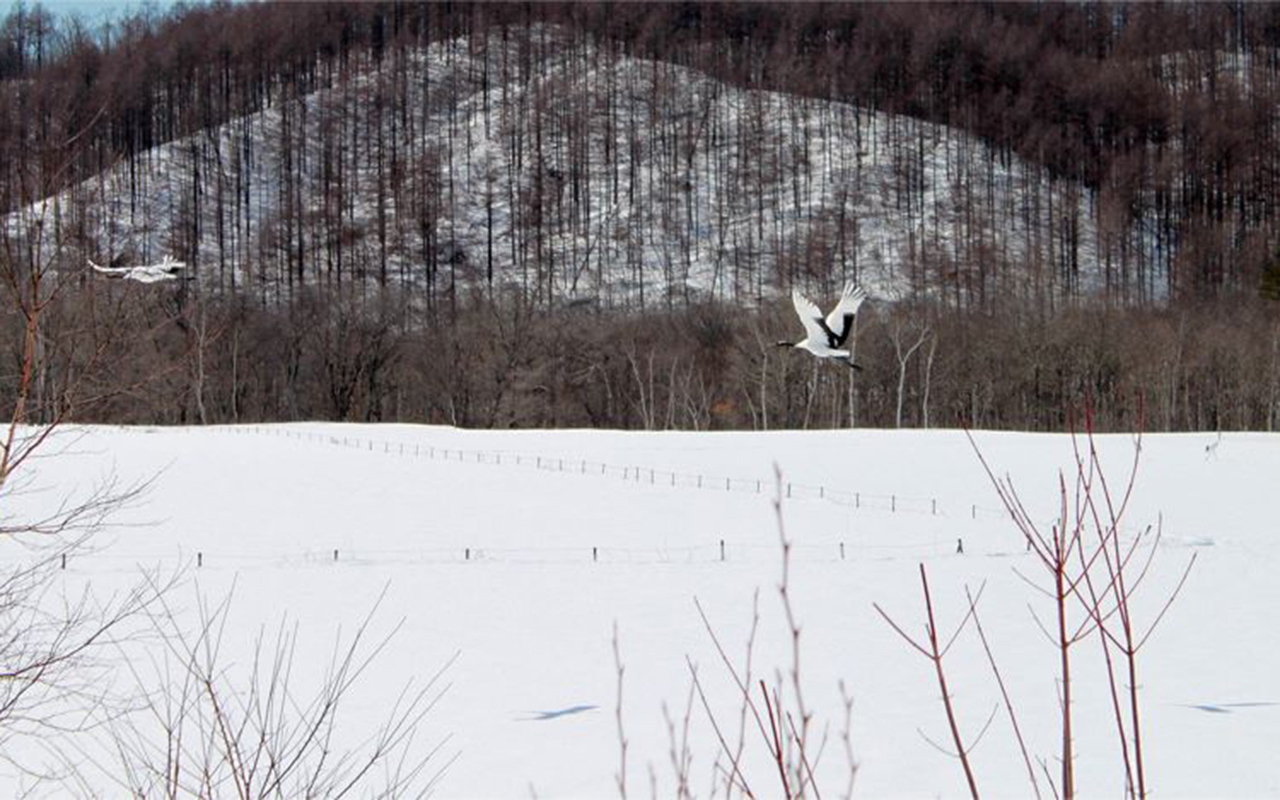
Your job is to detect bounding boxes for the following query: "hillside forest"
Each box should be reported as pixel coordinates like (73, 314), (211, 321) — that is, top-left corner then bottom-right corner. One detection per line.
(3, 2), (1280, 432)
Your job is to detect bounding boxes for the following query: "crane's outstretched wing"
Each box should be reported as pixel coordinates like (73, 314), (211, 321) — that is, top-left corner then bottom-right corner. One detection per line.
(88, 259), (130, 277)
(824, 283), (866, 347)
(136, 255), (186, 274)
(791, 289), (827, 343)
(130, 270), (180, 284)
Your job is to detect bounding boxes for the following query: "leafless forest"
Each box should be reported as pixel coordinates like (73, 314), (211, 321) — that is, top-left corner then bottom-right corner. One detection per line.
(3, 2), (1279, 431)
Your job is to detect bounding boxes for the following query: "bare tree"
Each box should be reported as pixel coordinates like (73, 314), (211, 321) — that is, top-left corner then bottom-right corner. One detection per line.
(889, 314), (932, 429)
(0, 109), (170, 790)
(96, 584), (458, 799)
(0, 550), (165, 789)
(874, 568), (987, 800)
(684, 467), (857, 799)
(967, 407), (1195, 800)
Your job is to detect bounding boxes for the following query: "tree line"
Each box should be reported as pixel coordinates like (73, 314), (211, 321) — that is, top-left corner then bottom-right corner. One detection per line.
(22, 285), (1264, 433)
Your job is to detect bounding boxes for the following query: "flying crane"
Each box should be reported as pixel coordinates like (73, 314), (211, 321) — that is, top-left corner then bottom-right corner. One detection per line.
(778, 282), (867, 368)
(88, 254), (187, 284)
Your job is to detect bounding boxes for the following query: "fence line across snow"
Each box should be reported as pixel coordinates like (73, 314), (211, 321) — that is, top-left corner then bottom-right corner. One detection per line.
(181, 425), (1018, 522)
(87, 425), (1171, 571)
(54, 536), (967, 571)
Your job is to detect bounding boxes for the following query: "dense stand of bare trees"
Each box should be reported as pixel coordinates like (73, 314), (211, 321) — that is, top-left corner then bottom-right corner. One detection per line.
(2, 2), (1279, 432)
(27, 287), (1265, 433)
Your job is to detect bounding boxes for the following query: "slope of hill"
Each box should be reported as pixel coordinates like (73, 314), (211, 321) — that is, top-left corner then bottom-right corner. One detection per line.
(17, 26), (1108, 306)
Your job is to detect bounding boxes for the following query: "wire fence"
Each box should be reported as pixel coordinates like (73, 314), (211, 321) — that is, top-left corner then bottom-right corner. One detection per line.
(192, 425), (1019, 522)
(75, 424), (1141, 572)
(59, 537), (967, 571)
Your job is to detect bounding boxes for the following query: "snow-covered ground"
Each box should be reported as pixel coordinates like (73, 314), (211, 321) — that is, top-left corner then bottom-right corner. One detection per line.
(3, 424), (1276, 797)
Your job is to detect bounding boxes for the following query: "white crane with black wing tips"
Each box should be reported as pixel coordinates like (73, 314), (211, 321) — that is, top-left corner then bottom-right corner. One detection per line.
(88, 254), (188, 284)
(777, 282), (867, 368)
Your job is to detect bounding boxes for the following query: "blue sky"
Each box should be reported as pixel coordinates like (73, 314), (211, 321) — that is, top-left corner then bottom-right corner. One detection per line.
(8, 0), (188, 24)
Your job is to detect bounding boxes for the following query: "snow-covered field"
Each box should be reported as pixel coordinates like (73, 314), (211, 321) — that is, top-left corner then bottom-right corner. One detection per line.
(4, 424), (1276, 797)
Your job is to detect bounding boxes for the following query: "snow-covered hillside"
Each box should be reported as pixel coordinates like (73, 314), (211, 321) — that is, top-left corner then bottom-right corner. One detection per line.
(19, 26), (1107, 305)
(3, 424), (1274, 797)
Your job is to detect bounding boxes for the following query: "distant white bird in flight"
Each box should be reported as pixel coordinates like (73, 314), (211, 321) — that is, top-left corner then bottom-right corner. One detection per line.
(88, 254), (187, 283)
(778, 282), (867, 368)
